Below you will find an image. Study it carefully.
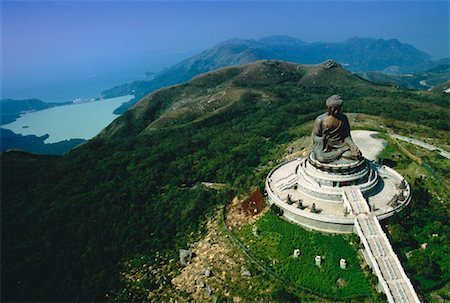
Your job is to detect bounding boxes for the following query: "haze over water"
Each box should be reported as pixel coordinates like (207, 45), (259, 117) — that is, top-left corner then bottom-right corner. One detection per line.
(1, 95), (134, 143)
(2, 1), (448, 102)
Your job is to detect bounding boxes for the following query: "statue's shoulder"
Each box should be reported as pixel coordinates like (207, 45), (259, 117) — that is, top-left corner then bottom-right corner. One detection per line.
(315, 113), (327, 122)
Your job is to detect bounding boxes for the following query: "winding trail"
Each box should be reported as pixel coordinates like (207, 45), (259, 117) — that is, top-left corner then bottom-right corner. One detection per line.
(392, 134), (450, 160)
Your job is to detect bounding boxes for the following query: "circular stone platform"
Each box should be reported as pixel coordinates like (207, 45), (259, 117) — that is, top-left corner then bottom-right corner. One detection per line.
(265, 157), (411, 233)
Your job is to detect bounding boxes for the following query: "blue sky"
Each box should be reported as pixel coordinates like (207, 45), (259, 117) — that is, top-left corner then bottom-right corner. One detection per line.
(1, 0), (449, 101)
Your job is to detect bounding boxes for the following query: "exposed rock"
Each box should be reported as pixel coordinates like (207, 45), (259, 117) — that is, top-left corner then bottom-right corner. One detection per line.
(293, 249), (301, 258)
(322, 59), (341, 69)
(205, 284), (212, 297)
(336, 278), (347, 288)
(179, 249), (193, 265)
(199, 280), (206, 288)
(172, 214), (270, 302)
(241, 266), (251, 277)
(203, 268), (212, 277)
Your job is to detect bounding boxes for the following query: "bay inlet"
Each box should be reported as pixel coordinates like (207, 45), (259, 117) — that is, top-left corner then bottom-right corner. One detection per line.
(1, 95), (134, 143)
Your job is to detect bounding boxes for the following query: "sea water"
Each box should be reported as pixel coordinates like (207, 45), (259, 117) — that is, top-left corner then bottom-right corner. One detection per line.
(1, 95), (134, 143)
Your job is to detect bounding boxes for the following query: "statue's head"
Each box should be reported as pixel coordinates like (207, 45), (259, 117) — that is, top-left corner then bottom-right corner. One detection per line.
(326, 95), (343, 116)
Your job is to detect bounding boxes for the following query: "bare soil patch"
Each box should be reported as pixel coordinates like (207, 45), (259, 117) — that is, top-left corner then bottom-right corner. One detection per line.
(226, 190), (268, 231)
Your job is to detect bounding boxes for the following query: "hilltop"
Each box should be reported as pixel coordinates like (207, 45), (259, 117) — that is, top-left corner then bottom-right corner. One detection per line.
(103, 36), (434, 114)
(102, 60), (372, 138)
(102, 59), (448, 141)
(1, 60), (449, 302)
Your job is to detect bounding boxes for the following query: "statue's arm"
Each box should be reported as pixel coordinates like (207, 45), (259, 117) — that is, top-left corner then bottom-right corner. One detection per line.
(344, 136), (359, 150)
(311, 117), (324, 144)
(342, 115), (361, 154)
(340, 115), (353, 144)
(344, 134), (357, 148)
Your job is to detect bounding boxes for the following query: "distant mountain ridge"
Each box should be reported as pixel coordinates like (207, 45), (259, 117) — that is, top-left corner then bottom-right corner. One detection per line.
(103, 36), (433, 114)
(164, 35), (431, 75)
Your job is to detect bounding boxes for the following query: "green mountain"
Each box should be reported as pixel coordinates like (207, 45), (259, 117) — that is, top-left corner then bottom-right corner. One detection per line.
(104, 36), (432, 114)
(2, 60), (449, 302)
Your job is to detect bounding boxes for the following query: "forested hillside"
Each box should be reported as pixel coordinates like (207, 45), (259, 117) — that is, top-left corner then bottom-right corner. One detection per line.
(2, 60), (449, 301)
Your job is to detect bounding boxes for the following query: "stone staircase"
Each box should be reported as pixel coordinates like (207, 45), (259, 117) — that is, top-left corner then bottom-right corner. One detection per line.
(343, 188), (421, 303)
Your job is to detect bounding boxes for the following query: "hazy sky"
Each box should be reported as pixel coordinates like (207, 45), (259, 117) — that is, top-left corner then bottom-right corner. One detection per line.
(1, 0), (449, 101)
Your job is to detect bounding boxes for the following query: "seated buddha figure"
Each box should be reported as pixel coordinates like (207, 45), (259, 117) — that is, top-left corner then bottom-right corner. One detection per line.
(310, 95), (362, 164)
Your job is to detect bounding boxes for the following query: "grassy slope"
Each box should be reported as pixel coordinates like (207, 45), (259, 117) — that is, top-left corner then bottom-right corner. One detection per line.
(1, 60), (449, 301)
(236, 212), (375, 300)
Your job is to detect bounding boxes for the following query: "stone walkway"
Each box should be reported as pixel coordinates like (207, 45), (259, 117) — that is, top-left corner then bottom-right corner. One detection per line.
(343, 188), (420, 303)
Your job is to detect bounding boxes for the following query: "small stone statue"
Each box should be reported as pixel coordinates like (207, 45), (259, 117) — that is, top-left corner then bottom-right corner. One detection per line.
(315, 255), (322, 267)
(310, 95), (362, 163)
(297, 199), (306, 210)
(400, 179), (407, 190)
(340, 258), (347, 269)
(310, 203), (322, 214)
(286, 194), (293, 205)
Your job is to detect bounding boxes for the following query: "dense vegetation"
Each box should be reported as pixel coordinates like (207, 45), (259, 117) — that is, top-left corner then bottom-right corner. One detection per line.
(236, 212), (375, 299)
(1, 60), (449, 301)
